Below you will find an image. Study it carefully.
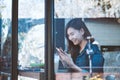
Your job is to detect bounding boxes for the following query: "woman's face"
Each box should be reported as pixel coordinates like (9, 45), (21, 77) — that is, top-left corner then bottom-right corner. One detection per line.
(67, 27), (84, 45)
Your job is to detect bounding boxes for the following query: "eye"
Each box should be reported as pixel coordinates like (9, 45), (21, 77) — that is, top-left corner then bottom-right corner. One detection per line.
(70, 32), (74, 36)
(68, 32), (74, 39)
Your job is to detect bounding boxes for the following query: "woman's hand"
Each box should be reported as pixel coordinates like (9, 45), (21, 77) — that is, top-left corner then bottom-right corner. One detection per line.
(56, 47), (82, 72)
(56, 47), (75, 68)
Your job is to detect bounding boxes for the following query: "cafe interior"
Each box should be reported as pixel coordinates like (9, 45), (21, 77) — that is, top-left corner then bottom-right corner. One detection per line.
(0, 0), (120, 80)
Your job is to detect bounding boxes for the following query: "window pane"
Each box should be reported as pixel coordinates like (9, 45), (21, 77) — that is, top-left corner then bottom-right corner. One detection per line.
(54, 0), (120, 80)
(18, 0), (45, 80)
(0, 0), (12, 79)
(54, 18), (120, 80)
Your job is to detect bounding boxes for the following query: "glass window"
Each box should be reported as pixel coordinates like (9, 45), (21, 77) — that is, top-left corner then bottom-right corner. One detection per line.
(18, 0), (45, 80)
(0, 0), (12, 79)
(54, 0), (120, 80)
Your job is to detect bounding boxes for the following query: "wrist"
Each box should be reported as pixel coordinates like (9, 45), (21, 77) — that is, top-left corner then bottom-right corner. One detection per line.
(70, 64), (82, 72)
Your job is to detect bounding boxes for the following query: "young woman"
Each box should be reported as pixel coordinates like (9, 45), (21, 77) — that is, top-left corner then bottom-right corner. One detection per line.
(56, 18), (104, 73)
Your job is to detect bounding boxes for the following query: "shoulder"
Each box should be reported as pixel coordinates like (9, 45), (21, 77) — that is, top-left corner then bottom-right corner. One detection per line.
(91, 43), (101, 53)
(91, 43), (99, 49)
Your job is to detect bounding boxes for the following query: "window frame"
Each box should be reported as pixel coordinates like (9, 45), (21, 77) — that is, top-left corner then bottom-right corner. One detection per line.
(11, 0), (18, 80)
(45, 0), (55, 80)
(11, 0), (55, 80)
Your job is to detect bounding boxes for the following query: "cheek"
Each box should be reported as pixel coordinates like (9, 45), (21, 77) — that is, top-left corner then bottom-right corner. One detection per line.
(77, 35), (83, 41)
(68, 36), (72, 41)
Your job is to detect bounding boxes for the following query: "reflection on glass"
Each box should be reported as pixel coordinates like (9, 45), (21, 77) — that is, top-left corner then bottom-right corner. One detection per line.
(55, 0), (120, 18)
(0, 0), (12, 79)
(18, 0), (45, 75)
(18, 24), (45, 69)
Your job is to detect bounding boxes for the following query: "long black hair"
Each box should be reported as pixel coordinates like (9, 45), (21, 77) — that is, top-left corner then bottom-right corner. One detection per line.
(65, 18), (94, 62)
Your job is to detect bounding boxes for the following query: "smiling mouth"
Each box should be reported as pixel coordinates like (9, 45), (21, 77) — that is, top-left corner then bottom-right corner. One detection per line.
(72, 39), (77, 44)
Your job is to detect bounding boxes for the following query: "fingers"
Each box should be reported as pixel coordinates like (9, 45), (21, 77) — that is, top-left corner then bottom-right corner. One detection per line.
(56, 47), (74, 68)
(56, 48), (67, 68)
(56, 47), (63, 60)
(57, 47), (67, 55)
(56, 47), (65, 55)
(56, 47), (69, 60)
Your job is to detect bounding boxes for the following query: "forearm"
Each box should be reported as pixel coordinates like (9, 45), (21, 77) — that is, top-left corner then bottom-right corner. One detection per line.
(70, 64), (82, 72)
(69, 63), (88, 72)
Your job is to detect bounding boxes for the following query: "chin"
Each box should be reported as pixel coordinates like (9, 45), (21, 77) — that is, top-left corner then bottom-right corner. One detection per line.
(73, 42), (78, 45)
